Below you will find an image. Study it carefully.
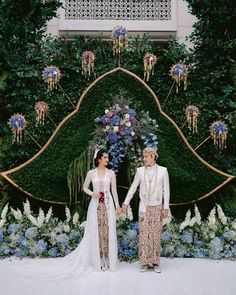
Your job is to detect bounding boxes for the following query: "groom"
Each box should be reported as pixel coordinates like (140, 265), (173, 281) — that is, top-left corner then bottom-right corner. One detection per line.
(122, 147), (170, 273)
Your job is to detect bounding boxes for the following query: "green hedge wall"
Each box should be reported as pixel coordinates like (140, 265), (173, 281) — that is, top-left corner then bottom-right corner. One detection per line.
(10, 71), (227, 204)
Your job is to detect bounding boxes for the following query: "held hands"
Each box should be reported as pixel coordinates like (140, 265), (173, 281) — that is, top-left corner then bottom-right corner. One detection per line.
(121, 204), (128, 214)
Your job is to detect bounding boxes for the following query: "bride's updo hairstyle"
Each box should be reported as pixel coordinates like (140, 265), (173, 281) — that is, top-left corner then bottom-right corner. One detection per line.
(94, 148), (109, 167)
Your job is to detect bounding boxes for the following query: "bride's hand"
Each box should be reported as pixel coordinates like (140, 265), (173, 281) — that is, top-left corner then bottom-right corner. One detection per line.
(92, 192), (101, 198)
(116, 207), (122, 215)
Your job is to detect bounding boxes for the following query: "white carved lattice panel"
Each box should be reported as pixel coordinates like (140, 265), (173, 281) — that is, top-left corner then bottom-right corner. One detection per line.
(65, 0), (172, 21)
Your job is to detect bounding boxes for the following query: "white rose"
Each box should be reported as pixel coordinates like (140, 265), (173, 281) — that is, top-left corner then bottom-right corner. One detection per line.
(113, 126), (119, 132)
(105, 109), (109, 114)
(125, 122), (131, 127)
(131, 131), (136, 136)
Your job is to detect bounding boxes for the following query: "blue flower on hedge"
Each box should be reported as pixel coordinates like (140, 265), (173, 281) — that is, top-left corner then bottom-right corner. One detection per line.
(181, 230), (193, 244)
(124, 249), (135, 257)
(57, 233), (69, 245)
(100, 115), (109, 126)
(35, 239), (47, 254)
(127, 109), (136, 117)
(130, 222), (139, 231)
(108, 132), (119, 144)
(161, 230), (172, 242)
(49, 247), (59, 257)
(209, 237), (223, 257)
(175, 247), (186, 257)
(1, 246), (11, 255)
(193, 236), (203, 247)
(121, 239), (129, 249)
(126, 229), (137, 240)
(25, 227), (38, 239)
(19, 238), (29, 251)
(223, 230), (236, 241)
(0, 229), (4, 245)
(110, 115), (120, 126)
(7, 223), (21, 234)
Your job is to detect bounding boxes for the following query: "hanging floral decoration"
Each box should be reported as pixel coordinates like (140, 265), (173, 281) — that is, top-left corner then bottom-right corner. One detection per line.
(143, 53), (158, 82)
(35, 101), (49, 126)
(42, 66), (61, 91)
(8, 114), (27, 144)
(185, 105), (200, 133)
(81, 51), (96, 77)
(92, 96), (159, 173)
(209, 121), (228, 150)
(111, 26), (128, 55)
(170, 63), (188, 93)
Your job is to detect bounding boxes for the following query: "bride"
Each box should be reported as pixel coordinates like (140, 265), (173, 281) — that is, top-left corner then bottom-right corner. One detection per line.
(0, 148), (121, 281)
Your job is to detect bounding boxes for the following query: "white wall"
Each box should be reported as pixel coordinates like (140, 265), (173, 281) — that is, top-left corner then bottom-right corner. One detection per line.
(46, 0), (196, 48)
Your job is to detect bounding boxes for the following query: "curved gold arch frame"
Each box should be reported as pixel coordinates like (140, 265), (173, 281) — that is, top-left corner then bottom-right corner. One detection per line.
(1, 67), (235, 206)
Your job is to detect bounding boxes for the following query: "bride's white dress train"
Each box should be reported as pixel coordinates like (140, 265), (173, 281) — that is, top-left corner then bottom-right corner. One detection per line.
(0, 168), (119, 282)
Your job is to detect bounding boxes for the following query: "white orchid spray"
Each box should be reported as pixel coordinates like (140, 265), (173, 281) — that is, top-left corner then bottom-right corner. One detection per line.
(45, 206), (53, 223)
(0, 203), (9, 227)
(208, 207), (216, 226)
(216, 204), (227, 225)
(72, 212), (80, 225)
(23, 199), (31, 216)
(10, 207), (23, 221)
(194, 204), (202, 225)
(65, 206), (71, 222)
(180, 209), (191, 230)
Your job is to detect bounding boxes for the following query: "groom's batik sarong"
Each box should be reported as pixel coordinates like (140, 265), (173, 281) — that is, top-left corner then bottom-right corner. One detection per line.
(139, 205), (162, 266)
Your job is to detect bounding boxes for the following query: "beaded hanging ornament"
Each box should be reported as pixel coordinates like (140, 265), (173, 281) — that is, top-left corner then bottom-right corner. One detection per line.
(143, 53), (158, 82)
(170, 63), (188, 93)
(42, 66), (61, 92)
(185, 105), (200, 133)
(111, 26), (128, 55)
(8, 113), (27, 144)
(35, 101), (49, 126)
(209, 121), (228, 150)
(81, 51), (96, 77)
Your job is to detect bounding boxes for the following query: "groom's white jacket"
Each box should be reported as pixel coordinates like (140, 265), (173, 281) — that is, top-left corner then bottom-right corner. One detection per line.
(123, 164), (170, 216)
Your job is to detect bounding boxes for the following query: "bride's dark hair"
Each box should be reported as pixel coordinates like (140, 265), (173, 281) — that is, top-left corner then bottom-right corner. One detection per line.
(94, 149), (109, 167)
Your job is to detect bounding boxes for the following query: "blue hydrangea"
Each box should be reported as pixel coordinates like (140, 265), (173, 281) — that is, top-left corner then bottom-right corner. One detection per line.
(108, 132), (119, 144)
(7, 223), (21, 234)
(209, 237), (223, 254)
(49, 247), (59, 257)
(175, 247), (186, 257)
(193, 236), (203, 247)
(223, 230), (236, 241)
(35, 239), (47, 254)
(25, 227), (38, 239)
(126, 229), (137, 240)
(57, 233), (69, 245)
(181, 231), (193, 244)
(110, 115), (120, 126)
(161, 231), (172, 242)
(124, 249), (135, 257)
(127, 109), (137, 117)
(130, 222), (139, 231)
(121, 239), (129, 249)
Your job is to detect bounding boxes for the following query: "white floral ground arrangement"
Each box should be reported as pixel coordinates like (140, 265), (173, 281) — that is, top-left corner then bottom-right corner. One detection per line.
(0, 200), (235, 261)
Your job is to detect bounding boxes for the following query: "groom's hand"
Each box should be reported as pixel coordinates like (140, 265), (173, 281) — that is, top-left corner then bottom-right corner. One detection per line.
(121, 204), (128, 213)
(161, 209), (168, 220)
